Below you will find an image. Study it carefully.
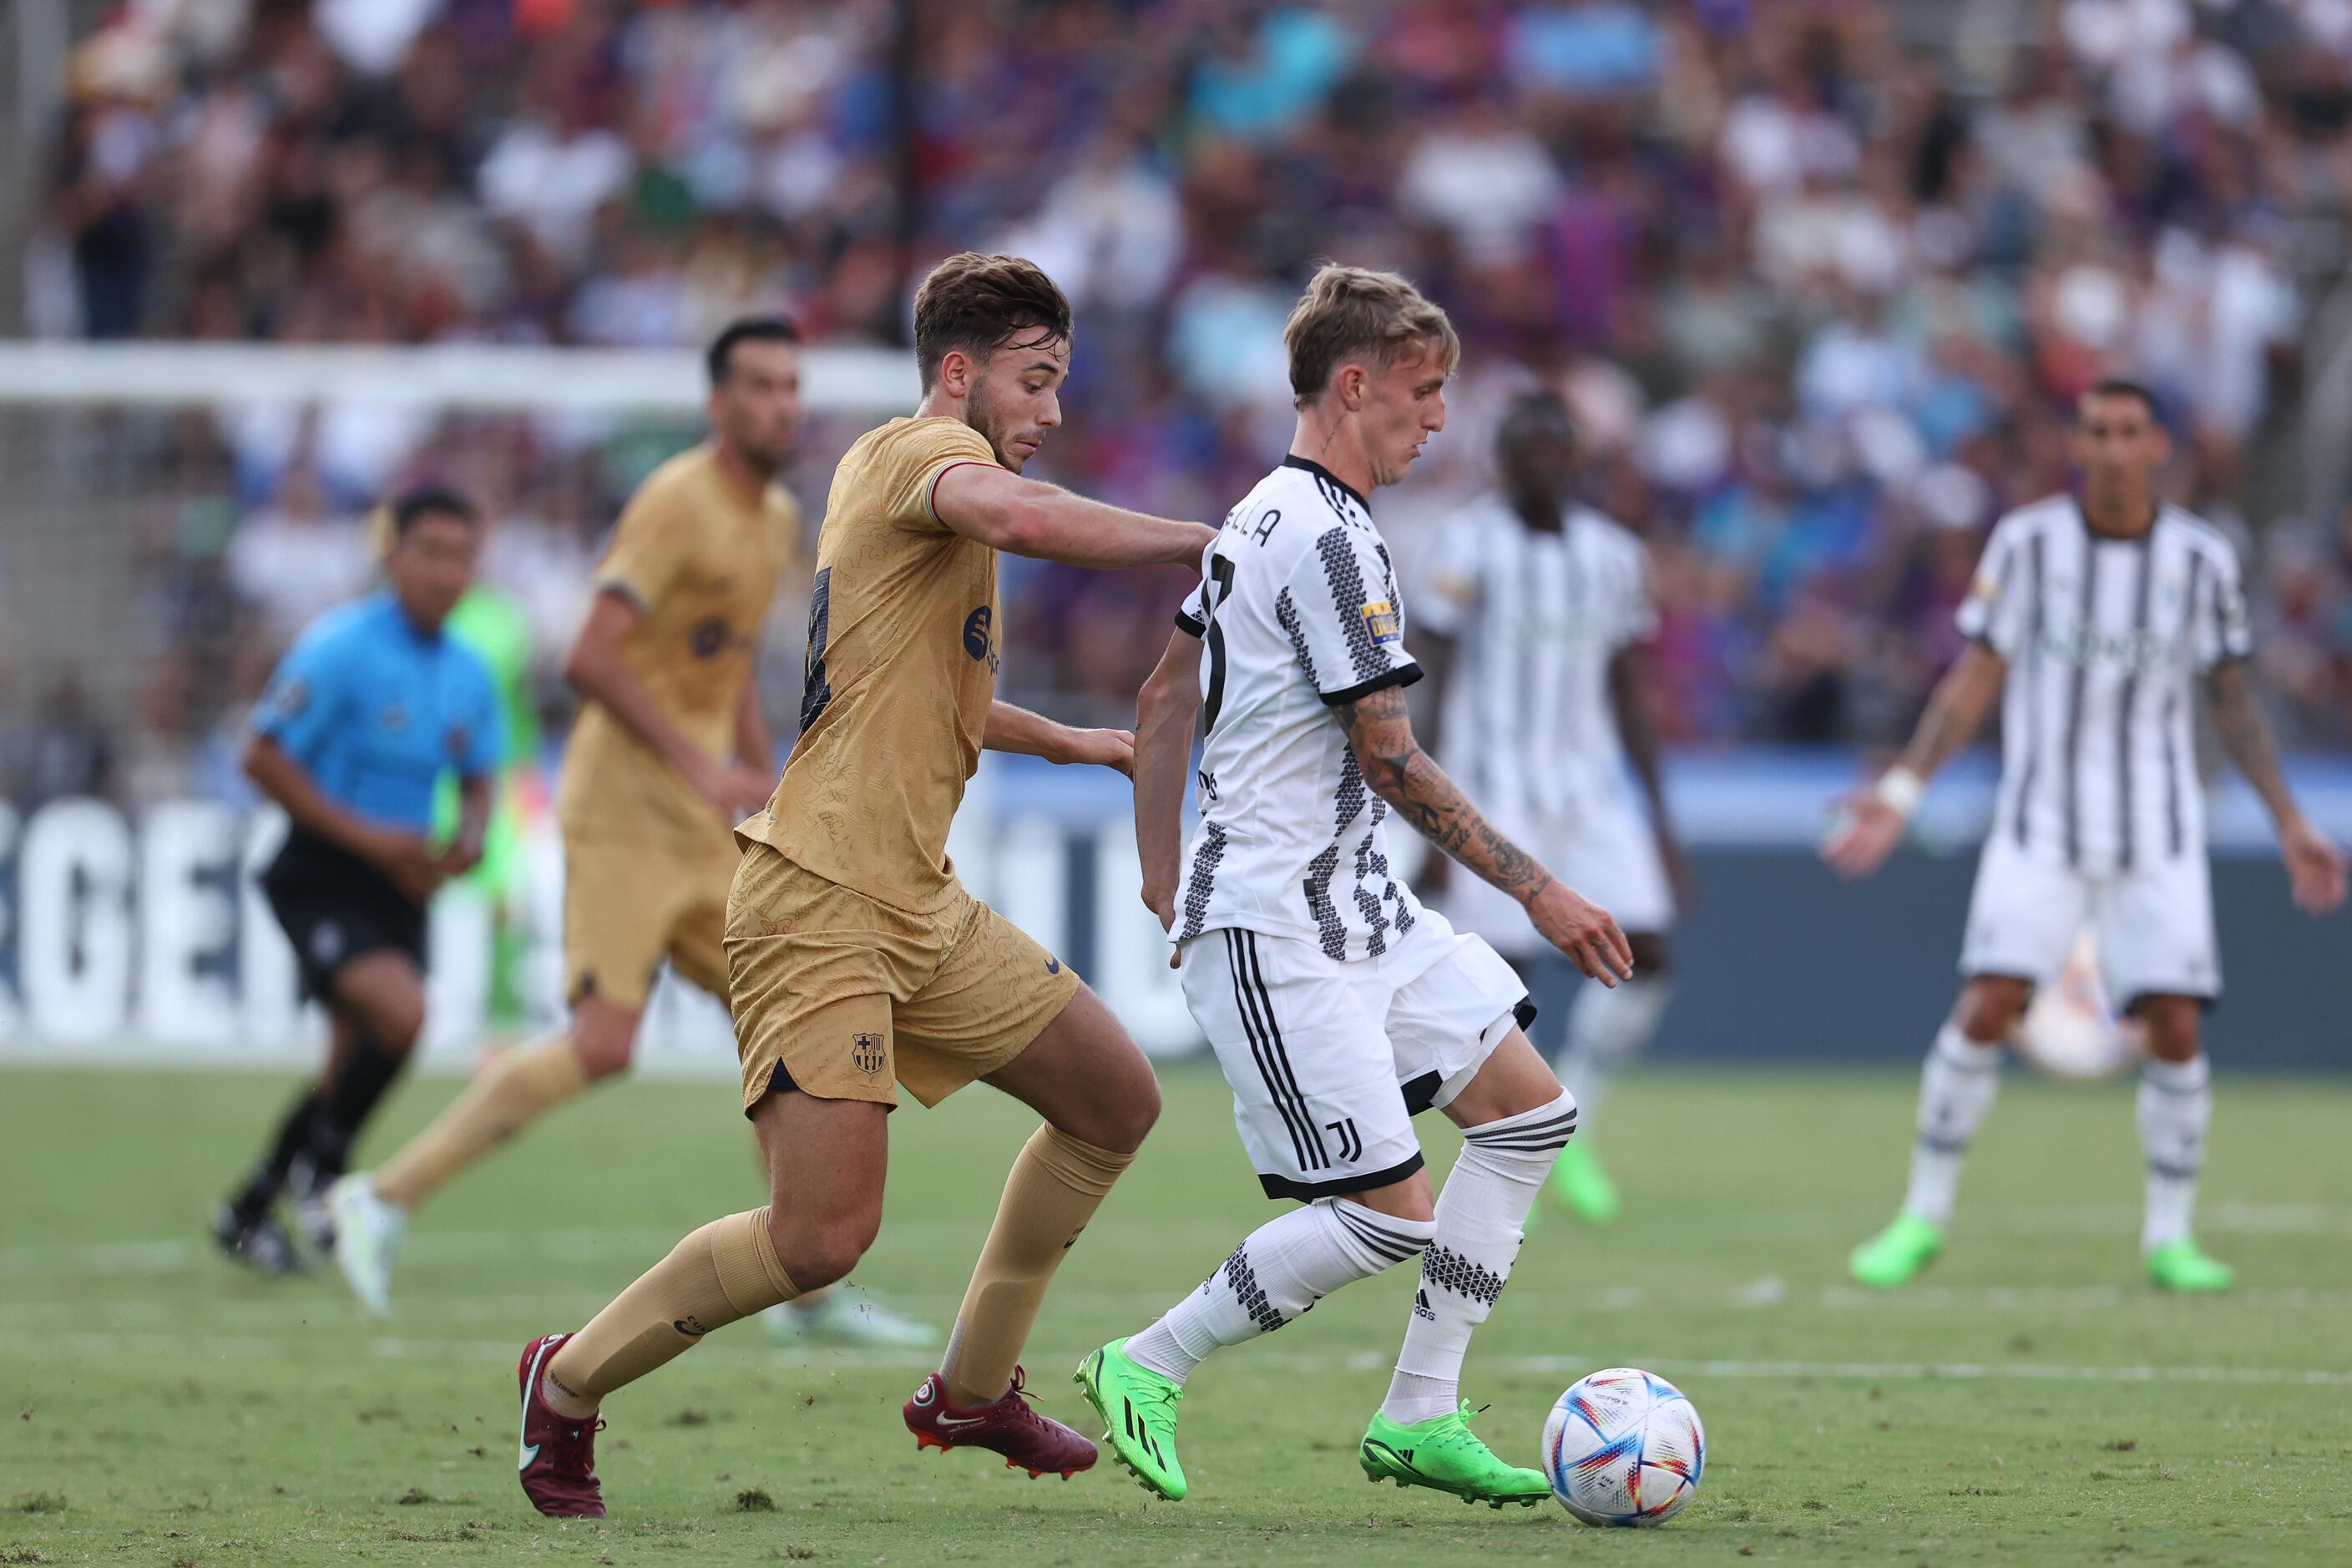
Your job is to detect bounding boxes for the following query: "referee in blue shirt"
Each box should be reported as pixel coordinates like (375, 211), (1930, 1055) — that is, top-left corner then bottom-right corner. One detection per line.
(214, 488), (506, 1272)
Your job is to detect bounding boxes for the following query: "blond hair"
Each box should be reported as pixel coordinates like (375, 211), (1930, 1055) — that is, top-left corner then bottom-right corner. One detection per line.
(1282, 265), (1460, 409)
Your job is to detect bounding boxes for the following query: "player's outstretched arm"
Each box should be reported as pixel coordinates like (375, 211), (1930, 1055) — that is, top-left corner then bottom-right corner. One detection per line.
(1337, 684), (1632, 984)
(1610, 644), (1694, 907)
(564, 590), (770, 820)
(1134, 630), (1204, 929)
(2205, 660), (2348, 913)
(932, 463), (1217, 569)
(983, 701), (1134, 776)
(1822, 641), (2006, 880)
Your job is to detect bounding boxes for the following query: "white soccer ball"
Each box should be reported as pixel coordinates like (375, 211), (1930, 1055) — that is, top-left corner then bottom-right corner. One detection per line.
(1540, 1368), (1704, 1526)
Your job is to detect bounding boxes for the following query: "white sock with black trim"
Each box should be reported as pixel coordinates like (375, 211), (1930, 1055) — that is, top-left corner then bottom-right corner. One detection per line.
(1899, 1024), (2004, 1227)
(1126, 1198), (1433, 1386)
(2137, 1054), (2211, 1252)
(1383, 1089), (1576, 1426)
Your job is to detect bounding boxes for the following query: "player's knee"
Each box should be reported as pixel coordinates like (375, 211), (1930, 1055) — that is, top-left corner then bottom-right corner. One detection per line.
(2134, 997), (2202, 1062)
(1955, 979), (2028, 1045)
(771, 1211), (877, 1294)
(570, 1031), (635, 1081)
(1095, 1071), (1161, 1154)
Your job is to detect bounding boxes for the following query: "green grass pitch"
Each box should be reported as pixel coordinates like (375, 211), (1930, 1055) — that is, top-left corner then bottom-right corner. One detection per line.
(4, 1061), (2351, 1565)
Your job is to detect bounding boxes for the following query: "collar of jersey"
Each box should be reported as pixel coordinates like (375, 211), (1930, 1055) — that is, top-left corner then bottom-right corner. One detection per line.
(1282, 453), (1367, 510)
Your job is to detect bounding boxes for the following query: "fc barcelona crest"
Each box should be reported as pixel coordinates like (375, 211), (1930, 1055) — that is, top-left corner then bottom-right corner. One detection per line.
(851, 1032), (885, 1075)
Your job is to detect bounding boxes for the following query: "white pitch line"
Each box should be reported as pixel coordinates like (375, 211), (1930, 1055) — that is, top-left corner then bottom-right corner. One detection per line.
(3, 1329), (2349, 1390)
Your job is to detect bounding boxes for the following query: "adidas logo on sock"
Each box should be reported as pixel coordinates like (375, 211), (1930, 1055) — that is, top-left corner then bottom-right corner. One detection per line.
(1413, 1288), (1435, 1323)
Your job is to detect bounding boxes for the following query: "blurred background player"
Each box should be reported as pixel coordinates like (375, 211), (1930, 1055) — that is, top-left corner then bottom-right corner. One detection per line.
(326, 320), (933, 1345)
(211, 488), (502, 1272)
(1416, 389), (1691, 1224)
(510, 255), (1214, 1519)
(1082, 266), (1629, 1508)
(1826, 381), (2348, 1292)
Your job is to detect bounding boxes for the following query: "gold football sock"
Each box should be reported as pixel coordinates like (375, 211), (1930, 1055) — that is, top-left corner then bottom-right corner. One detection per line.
(372, 1038), (589, 1210)
(940, 1125), (1133, 1407)
(547, 1208), (799, 1404)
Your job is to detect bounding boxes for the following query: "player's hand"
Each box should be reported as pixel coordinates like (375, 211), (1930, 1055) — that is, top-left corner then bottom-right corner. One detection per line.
(1141, 877), (1176, 931)
(2279, 815), (2347, 915)
(687, 756), (772, 822)
(1060, 727), (1136, 777)
(1821, 792), (1904, 879)
(366, 830), (446, 904)
(1526, 879), (1633, 986)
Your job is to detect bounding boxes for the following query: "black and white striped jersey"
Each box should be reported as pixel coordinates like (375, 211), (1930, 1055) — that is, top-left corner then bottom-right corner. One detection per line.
(1959, 494), (2252, 873)
(1170, 455), (1425, 960)
(1418, 493), (1655, 827)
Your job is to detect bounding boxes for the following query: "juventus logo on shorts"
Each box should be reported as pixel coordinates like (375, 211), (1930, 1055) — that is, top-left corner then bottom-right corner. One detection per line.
(851, 1033), (885, 1075)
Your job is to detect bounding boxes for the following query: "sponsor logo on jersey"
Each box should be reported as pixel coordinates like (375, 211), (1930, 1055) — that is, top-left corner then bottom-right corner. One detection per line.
(852, 1032), (886, 1075)
(1359, 599), (1402, 646)
(690, 615), (729, 658)
(963, 604), (999, 670)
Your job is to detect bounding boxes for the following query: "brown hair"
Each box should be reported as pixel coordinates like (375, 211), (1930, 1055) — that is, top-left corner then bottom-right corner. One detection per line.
(912, 253), (1074, 392)
(1282, 264), (1460, 409)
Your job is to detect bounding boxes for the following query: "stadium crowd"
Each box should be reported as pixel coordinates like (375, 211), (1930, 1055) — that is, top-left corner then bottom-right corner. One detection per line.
(22, 0), (2352, 809)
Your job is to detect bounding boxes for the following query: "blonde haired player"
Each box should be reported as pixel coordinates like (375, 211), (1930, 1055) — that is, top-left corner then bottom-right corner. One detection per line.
(326, 319), (928, 1345)
(1079, 266), (1631, 1507)
(508, 255), (1218, 1518)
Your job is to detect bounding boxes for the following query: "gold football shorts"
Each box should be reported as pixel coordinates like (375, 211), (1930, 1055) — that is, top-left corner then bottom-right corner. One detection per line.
(725, 841), (1081, 1111)
(563, 829), (738, 1012)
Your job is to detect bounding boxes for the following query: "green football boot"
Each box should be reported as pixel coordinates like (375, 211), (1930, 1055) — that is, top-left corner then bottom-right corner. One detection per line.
(1358, 1406), (1550, 1508)
(1548, 1141), (1621, 1224)
(1075, 1338), (1187, 1500)
(1849, 1212), (1944, 1288)
(2147, 1239), (2233, 1292)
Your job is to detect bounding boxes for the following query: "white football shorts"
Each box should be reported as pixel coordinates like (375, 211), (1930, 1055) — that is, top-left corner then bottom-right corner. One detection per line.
(1178, 903), (1530, 1201)
(1960, 836), (2219, 1007)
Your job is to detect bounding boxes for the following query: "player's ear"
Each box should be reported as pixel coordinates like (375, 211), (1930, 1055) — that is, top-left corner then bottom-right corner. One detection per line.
(938, 348), (974, 400)
(1338, 362), (1365, 412)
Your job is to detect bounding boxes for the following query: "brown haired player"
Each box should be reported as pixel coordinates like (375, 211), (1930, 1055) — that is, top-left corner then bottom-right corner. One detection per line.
(326, 319), (936, 1347)
(1080, 265), (1630, 1507)
(510, 255), (1217, 1518)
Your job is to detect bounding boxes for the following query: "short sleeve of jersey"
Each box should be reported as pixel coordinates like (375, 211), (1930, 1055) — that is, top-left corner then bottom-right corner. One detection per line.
(254, 621), (349, 762)
(875, 418), (1001, 536)
(594, 479), (690, 612)
(1413, 513), (1483, 640)
(1955, 516), (2027, 658)
(1282, 524), (1421, 706)
(2192, 539), (2254, 670)
(1174, 581), (1207, 637)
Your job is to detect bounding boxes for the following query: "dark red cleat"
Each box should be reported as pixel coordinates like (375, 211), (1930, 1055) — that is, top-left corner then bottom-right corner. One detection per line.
(516, 1333), (606, 1518)
(903, 1368), (1098, 1479)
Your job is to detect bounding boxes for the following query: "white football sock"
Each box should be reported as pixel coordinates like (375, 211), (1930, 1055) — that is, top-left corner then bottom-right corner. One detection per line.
(1384, 1090), (1576, 1426)
(2137, 1054), (2211, 1252)
(1126, 1198), (1431, 1386)
(1899, 1024), (2004, 1227)
(1556, 977), (1670, 1133)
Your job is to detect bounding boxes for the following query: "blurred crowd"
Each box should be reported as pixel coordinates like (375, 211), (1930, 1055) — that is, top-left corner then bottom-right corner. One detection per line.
(23, 0), (2352, 810)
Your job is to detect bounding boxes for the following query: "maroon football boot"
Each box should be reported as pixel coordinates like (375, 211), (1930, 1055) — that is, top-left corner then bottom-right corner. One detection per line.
(903, 1368), (1098, 1478)
(515, 1333), (606, 1518)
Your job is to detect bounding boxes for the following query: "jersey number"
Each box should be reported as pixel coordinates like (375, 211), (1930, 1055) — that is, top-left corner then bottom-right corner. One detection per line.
(1200, 554), (1237, 732)
(800, 567), (833, 731)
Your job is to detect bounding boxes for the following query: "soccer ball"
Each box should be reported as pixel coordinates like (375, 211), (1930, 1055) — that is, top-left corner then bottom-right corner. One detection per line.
(1540, 1368), (1704, 1525)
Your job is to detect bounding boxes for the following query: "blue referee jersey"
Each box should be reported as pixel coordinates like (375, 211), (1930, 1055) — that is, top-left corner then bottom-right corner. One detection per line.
(254, 591), (505, 833)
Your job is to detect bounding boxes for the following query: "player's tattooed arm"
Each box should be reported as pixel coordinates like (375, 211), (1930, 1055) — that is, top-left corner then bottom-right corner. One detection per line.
(984, 701), (1136, 776)
(1894, 641), (2007, 781)
(2207, 660), (2348, 914)
(1339, 684), (1633, 983)
(1134, 631), (1205, 928)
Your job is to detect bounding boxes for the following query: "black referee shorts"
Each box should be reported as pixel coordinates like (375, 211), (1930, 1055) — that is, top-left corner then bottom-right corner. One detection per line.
(260, 831), (427, 1002)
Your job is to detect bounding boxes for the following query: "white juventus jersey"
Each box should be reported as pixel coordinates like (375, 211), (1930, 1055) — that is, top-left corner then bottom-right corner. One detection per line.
(1959, 495), (2252, 873)
(1171, 456), (1426, 960)
(1419, 494), (1656, 827)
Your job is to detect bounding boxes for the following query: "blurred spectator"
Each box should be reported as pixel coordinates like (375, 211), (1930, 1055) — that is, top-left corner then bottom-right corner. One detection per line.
(25, 0), (2352, 795)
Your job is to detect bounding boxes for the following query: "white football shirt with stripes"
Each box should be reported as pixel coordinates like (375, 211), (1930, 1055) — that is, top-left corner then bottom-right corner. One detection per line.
(1960, 494), (2251, 873)
(1170, 454), (1427, 961)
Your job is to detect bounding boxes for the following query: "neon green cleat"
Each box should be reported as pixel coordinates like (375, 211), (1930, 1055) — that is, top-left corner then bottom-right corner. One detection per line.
(763, 1286), (940, 1349)
(1849, 1213), (1945, 1289)
(1075, 1339), (1186, 1500)
(1548, 1141), (1621, 1224)
(1358, 1406), (1550, 1508)
(2147, 1239), (2233, 1292)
